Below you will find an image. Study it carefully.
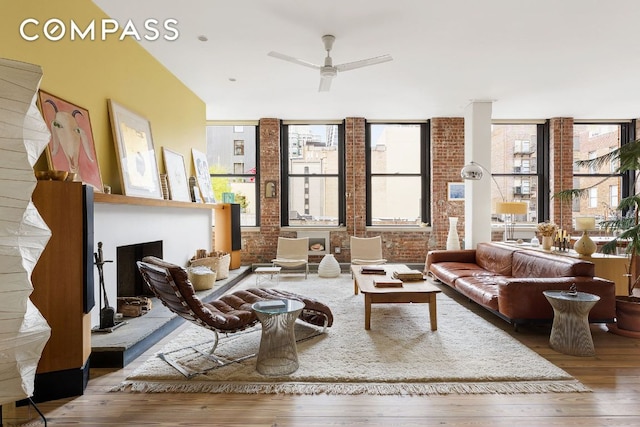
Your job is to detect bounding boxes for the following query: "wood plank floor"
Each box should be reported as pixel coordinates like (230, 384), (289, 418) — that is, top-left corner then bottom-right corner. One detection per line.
(4, 285), (640, 427)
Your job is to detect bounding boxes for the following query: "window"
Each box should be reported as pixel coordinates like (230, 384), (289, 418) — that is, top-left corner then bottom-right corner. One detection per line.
(491, 123), (543, 225)
(572, 123), (629, 226)
(206, 124), (258, 226)
(366, 123), (429, 226)
(281, 123), (344, 226)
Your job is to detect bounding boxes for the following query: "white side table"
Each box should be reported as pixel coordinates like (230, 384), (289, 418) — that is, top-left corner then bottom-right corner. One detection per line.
(254, 266), (281, 286)
(543, 290), (600, 357)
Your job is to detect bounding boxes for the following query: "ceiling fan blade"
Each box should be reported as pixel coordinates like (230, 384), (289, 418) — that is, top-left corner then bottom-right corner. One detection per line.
(267, 51), (321, 70)
(318, 75), (332, 92)
(335, 54), (393, 72)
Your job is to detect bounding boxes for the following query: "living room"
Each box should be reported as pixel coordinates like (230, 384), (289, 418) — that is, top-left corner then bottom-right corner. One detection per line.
(2, 0), (640, 425)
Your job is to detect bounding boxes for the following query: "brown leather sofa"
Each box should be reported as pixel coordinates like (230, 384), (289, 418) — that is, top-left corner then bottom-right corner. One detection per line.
(426, 242), (616, 328)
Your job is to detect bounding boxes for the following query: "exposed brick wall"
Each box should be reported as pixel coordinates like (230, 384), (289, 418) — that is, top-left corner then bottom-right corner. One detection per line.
(549, 117), (574, 230)
(345, 117), (366, 236)
(430, 118), (465, 249)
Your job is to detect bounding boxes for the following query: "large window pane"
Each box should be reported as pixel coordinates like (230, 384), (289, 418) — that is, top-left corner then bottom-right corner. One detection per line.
(491, 124), (539, 227)
(368, 123), (426, 226)
(572, 176), (621, 227)
(371, 176), (421, 225)
(285, 124), (342, 226)
(288, 177), (339, 226)
(206, 125), (258, 226)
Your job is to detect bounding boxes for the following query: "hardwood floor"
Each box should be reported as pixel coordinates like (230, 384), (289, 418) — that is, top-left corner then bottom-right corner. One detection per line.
(4, 286), (640, 427)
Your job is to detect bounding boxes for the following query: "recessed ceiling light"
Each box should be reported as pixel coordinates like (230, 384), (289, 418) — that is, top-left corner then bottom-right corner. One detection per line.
(197, 35), (208, 42)
(229, 77), (237, 82)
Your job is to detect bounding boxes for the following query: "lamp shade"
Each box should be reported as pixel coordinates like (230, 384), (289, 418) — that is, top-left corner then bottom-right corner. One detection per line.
(575, 216), (596, 231)
(495, 201), (528, 215)
(460, 162), (484, 180)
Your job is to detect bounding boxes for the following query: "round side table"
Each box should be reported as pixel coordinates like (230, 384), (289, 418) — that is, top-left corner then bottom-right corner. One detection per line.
(543, 290), (600, 357)
(252, 299), (304, 375)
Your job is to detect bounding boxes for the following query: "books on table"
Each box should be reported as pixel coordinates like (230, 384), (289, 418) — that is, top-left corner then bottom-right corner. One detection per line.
(373, 278), (404, 288)
(392, 270), (425, 281)
(360, 266), (386, 275)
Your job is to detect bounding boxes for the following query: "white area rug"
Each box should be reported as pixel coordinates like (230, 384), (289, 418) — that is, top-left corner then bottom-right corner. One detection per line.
(114, 274), (589, 395)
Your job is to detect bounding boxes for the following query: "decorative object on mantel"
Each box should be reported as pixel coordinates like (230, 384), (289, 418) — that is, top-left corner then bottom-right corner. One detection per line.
(38, 89), (104, 192)
(446, 216), (461, 250)
(160, 173), (170, 200)
(108, 99), (163, 199)
(574, 216), (597, 257)
(162, 147), (191, 202)
(318, 254), (341, 278)
(0, 58), (52, 410)
(191, 149), (216, 203)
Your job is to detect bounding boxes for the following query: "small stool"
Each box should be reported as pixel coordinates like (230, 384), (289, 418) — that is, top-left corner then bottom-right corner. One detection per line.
(255, 266), (281, 286)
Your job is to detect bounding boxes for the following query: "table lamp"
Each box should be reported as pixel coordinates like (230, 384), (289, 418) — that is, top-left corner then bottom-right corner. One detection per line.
(574, 216), (597, 257)
(495, 201), (528, 241)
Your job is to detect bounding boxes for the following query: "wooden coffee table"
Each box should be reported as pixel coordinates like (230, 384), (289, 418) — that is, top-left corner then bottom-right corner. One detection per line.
(351, 264), (441, 330)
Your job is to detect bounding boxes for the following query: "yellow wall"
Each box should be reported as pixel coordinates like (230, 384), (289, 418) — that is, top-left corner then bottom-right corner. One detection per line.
(0, 0), (205, 194)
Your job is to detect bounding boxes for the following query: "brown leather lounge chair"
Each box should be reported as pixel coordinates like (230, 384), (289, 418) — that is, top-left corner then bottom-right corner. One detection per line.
(137, 256), (333, 377)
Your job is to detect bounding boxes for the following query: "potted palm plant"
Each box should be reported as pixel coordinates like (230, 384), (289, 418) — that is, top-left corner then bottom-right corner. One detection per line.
(556, 140), (640, 337)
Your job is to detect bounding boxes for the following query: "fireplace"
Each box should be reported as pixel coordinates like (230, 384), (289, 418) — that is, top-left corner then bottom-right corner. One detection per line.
(117, 240), (163, 297)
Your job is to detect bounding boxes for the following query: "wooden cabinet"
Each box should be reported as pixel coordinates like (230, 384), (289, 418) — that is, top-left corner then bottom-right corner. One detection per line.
(214, 203), (241, 269)
(31, 180), (93, 402)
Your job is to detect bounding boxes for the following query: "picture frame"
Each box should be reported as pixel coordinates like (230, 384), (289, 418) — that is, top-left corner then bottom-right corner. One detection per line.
(107, 99), (162, 199)
(38, 90), (104, 192)
(162, 148), (191, 202)
(191, 149), (216, 203)
(448, 182), (465, 201)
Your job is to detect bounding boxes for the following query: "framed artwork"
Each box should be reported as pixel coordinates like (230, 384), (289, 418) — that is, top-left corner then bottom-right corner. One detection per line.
(448, 182), (465, 201)
(108, 99), (162, 199)
(38, 90), (104, 191)
(191, 149), (216, 203)
(162, 148), (191, 202)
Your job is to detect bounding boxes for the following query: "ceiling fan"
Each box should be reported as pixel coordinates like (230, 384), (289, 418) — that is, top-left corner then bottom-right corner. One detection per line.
(267, 34), (393, 92)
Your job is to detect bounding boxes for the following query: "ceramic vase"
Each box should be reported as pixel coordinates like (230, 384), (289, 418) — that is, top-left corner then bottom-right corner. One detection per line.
(318, 254), (341, 278)
(541, 236), (553, 251)
(446, 217), (461, 250)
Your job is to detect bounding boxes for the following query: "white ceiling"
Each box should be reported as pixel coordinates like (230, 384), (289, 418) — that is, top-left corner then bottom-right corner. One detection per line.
(93, 0), (640, 121)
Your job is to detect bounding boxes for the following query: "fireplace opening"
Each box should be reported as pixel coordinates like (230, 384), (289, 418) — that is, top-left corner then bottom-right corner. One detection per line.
(117, 240), (163, 297)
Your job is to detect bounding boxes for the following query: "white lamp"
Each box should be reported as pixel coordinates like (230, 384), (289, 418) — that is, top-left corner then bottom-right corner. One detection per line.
(574, 216), (597, 257)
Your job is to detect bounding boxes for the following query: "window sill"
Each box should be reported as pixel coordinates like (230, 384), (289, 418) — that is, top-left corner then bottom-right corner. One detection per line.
(366, 226), (432, 232)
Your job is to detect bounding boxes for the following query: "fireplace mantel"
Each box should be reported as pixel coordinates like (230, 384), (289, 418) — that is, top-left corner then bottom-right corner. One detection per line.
(92, 193), (213, 328)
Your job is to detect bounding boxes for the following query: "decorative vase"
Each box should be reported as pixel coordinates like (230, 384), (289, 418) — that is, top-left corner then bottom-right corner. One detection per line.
(446, 217), (461, 250)
(541, 236), (553, 251)
(318, 254), (341, 278)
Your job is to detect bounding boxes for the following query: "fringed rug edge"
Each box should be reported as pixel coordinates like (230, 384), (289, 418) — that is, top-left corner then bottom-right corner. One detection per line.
(110, 379), (591, 396)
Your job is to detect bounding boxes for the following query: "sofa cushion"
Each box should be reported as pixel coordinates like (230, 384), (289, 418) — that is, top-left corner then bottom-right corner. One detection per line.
(454, 275), (504, 311)
(474, 242), (517, 276)
(512, 250), (595, 278)
(430, 262), (501, 288)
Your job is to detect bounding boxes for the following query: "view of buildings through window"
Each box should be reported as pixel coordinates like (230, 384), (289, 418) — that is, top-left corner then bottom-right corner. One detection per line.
(572, 123), (624, 229)
(368, 123), (427, 226)
(285, 124), (342, 226)
(206, 125), (258, 226)
(491, 124), (540, 226)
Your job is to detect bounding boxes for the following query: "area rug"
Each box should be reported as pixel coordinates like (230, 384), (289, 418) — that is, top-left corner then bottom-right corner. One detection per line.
(113, 274), (589, 396)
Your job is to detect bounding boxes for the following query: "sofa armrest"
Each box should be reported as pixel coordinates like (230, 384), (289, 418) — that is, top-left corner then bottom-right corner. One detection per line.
(425, 249), (477, 272)
(497, 276), (616, 322)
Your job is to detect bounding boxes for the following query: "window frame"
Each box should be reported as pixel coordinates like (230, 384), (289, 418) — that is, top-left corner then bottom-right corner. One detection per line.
(280, 122), (346, 227)
(365, 121), (430, 227)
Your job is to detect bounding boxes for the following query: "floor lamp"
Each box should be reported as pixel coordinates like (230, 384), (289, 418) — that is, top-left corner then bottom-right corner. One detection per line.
(461, 161), (528, 241)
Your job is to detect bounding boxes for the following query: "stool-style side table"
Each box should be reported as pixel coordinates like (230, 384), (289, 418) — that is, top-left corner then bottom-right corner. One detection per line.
(254, 266), (281, 286)
(252, 299), (304, 375)
(543, 290), (600, 357)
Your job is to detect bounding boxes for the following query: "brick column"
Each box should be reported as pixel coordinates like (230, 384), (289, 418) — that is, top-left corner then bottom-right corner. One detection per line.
(431, 118), (465, 249)
(549, 117), (574, 230)
(345, 117), (366, 236)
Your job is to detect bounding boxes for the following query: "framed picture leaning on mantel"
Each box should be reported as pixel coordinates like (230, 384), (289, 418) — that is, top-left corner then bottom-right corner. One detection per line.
(108, 99), (162, 199)
(191, 148), (216, 203)
(162, 147), (191, 202)
(38, 90), (104, 192)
